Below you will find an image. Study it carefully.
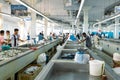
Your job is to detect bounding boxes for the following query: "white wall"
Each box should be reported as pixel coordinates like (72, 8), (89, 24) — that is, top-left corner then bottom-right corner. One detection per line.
(1, 4), (11, 14)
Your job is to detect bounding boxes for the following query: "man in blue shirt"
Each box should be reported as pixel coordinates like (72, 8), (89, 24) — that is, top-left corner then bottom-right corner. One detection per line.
(38, 32), (44, 41)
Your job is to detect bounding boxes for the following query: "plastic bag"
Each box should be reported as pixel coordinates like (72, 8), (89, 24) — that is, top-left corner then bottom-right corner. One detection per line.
(74, 51), (90, 64)
(1, 45), (10, 51)
(69, 34), (77, 41)
(37, 53), (46, 64)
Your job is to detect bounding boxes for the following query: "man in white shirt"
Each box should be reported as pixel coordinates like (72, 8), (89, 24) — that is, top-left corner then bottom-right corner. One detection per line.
(11, 28), (24, 48)
(93, 33), (100, 46)
(5, 30), (11, 46)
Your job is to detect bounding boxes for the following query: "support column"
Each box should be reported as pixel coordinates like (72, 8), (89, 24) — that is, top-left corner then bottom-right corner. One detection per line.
(30, 0), (36, 39)
(30, 12), (36, 38)
(83, 8), (89, 34)
(72, 24), (74, 33)
(0, 3), (3, 29)
(114, 6), (119, 39)
(61, 26), (63, 33)
(98, 24), (102, 33)
(18, 20), (25, 39)
(51, 23), (54, 32)
(98, 24), (101, 29)
(76, 19), (80, 32)
(71, 22), (75, 34)
(44, 19), (48, 39)
(69, 27), (71, 33)
(114, 18), (119, 39)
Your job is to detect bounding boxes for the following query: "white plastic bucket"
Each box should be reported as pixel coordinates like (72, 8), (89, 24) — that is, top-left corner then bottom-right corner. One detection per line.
(89, 60), (105, 76)
(113, 53), (120, 61)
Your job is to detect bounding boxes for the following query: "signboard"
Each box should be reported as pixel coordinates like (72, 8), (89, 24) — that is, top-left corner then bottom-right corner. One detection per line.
(11, 5), (27, 10)
(11, 5), (28, 16)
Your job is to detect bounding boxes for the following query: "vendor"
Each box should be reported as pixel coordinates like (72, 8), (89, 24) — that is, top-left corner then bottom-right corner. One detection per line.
(0, 30), (6, 46)
(48, 32), (53, 41)
(93, 33), (100, 46)
(38, 32), (44, 41)
(6, 30), (11, 46)
(79, 32), (92, 48)
(11, 28), (24, 48)
(52, 33), (56, 39)
(76, 33), (80, 40)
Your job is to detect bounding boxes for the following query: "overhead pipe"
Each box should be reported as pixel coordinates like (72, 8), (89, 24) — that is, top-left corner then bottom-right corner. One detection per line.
(75, 0), (85, 25)
(93, 12), (120, 27)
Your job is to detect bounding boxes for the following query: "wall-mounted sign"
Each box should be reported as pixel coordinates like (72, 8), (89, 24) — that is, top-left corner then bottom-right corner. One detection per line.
(11, 5), (27, 10)
(11, 5), (29, 16)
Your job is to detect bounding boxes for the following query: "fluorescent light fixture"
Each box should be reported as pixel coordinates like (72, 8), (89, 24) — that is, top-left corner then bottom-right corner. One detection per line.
(16, 0), (53, 22)
(93, 13), (120, 27)
(75, 0), (85, 25)
(0, 12), (22, 20)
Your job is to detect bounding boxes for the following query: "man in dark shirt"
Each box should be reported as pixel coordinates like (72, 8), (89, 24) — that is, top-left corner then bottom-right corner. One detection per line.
(80, 32), (92, 48)
(76, 33), (80, 39)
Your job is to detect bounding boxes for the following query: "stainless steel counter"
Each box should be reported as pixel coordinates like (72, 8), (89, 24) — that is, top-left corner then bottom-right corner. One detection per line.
(102, 38), (120, 43)
(99, 40), (120, 55)
(63, 44), (82, 49)
(35, 61), (103, 80)
(0, 39), (60, 80)
(52, 49), (77, 60)
(35, 40), (120, 80)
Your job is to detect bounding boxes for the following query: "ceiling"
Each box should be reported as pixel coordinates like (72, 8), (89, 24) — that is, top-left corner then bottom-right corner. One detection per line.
(20, 0), (120, 24)
(1, 0), (120, 26)
(20, 0), (80, 24)
(83, 0), (120, 22)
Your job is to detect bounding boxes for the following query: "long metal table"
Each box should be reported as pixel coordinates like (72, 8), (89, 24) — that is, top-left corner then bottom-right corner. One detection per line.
(99, 40), (120, 55)
(0, 39), (60, 80)
(35, 42), (120, 80)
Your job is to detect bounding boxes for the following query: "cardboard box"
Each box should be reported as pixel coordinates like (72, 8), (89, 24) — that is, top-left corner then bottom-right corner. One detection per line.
(18, 64), (42, 80)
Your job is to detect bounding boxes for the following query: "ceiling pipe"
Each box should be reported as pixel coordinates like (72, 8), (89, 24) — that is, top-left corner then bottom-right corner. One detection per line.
(75, 0), (85, 25)
(93, 12), (120, 27)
